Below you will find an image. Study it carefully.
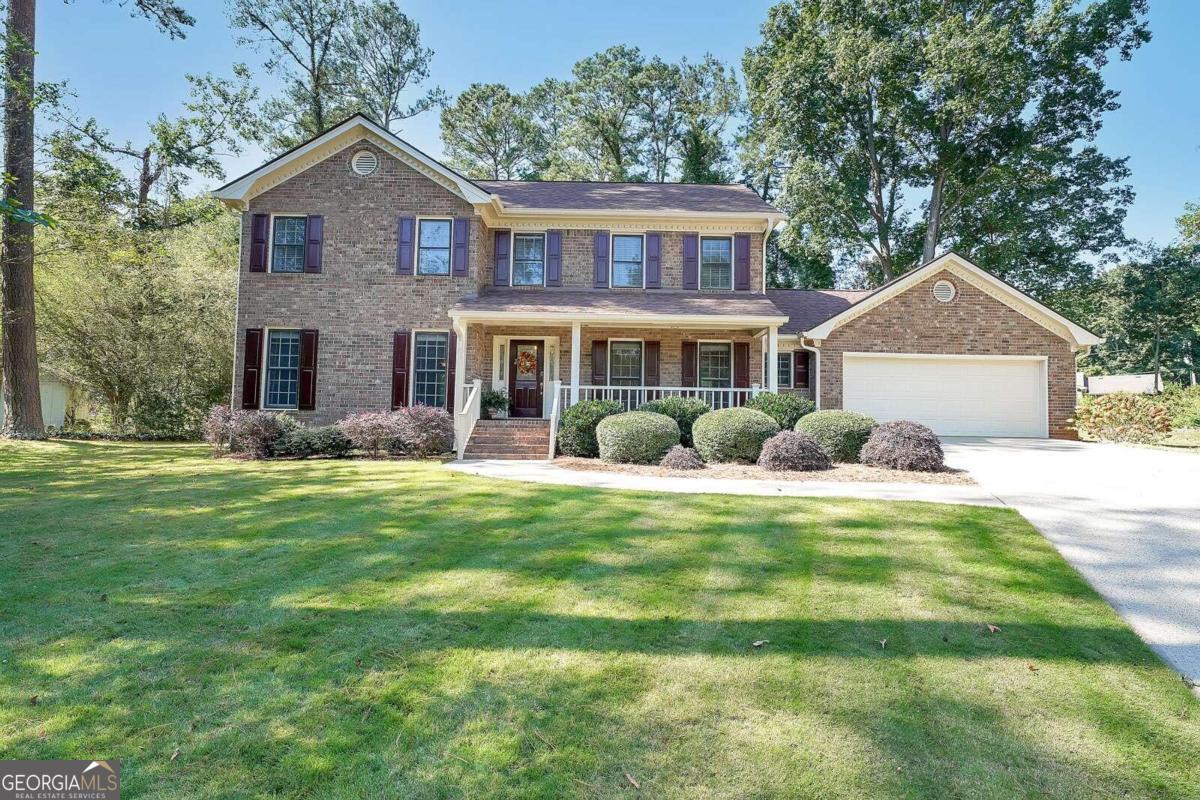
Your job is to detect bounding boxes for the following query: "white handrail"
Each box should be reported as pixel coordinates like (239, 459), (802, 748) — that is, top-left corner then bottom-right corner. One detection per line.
(455, 379), (482, 459)
(547, 379), (561, 460)
(556, 384), (761, 412)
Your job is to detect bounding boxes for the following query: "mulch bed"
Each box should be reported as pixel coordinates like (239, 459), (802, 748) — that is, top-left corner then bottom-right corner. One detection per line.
(554, 457), (975, 485)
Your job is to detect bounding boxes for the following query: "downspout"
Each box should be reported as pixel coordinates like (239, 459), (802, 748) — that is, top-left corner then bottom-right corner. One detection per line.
(799, 337), (821, 409)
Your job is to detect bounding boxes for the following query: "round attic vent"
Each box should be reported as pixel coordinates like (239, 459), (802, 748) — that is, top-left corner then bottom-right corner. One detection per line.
(350, 149), (379, 176)
(932, 279), (956, 303)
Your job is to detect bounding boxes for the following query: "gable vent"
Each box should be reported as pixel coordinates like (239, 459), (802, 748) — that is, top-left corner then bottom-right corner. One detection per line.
(932, 279), (956, 303)
(350, 149), (379, 176)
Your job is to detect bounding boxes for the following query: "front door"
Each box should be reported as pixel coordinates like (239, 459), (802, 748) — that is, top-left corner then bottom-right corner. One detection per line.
(508, 340), (544, 418)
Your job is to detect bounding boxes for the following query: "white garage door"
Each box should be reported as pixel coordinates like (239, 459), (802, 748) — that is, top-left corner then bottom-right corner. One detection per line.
(843, 354), (1047, 437)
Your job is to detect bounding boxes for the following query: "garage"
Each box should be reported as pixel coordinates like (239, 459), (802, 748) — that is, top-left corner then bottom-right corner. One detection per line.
(842, 353), (1048, 438)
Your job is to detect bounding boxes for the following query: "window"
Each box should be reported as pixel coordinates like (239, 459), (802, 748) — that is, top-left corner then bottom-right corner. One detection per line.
(512, 233), (545, 286)
(611, 235), (644, 288)
(777, 352), (793, 388)
(417, 219), (451, 276)
(264, 330), (301, 408)
(700, 237), (732, 290)
(271, 216), (307, 273)
(609, 341), (643, 386)
(698, 342), (732, 387)
(413, 332), (450, 408)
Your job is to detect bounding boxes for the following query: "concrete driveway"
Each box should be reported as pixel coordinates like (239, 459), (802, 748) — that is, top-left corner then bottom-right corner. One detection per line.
(943, 437), (1200, 686)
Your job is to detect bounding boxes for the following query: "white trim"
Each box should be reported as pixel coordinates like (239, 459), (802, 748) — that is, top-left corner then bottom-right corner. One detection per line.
(410, 328), (453, 410)
(607, 338), (645, 385)
(699, 234), (735, 291)
(570, 323), (581, 404)
(415, 216), (454, 277)
(510, 230), (548, 287)
(609, 232), (647, 289)
(261, 326), (301, 411)
(799, 339), (820, 404)
(803, 252), (1102, 347)
(450, 309), (788, 328)
(767, 325), (780, 392)
(266, 213), (308, 274)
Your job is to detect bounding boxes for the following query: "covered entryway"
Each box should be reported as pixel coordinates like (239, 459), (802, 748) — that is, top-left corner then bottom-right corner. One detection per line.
(843, 353), (1047, 438)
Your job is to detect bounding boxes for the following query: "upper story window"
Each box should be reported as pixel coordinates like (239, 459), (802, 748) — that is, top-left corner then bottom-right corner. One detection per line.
(609, 341), (643, 386)
(513, 233), (545, 286)
(611, 235), (644, 288)
(700, 237), (733, 290)
(698, 342), (732, 387)
(264, 329), (301, 408)
(271, 216), (307, 273)
(417, 219), (452, 275)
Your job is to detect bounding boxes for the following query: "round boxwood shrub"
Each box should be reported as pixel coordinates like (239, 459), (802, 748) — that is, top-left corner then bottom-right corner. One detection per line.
(745, 392), (816, 430)
(860, 420), (944, 472)
(757, 431), (832, 472)
(794, 410), (877, 462)
(557, 399), (623, 457)
(639, 396), (711, 446)
(660, 445), (705, 470)
(596, 411), (681, 464)
(691, 407), (781, 463)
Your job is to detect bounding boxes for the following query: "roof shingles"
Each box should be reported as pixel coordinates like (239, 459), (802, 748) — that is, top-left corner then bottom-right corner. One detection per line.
(476, 180), (780, 214)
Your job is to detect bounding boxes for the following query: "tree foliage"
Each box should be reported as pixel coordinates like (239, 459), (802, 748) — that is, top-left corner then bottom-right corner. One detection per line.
(440, 83), (539, 180)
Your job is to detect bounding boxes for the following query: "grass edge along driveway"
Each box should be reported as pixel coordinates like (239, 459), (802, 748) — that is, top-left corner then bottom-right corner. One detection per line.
(1, 440), (1197, 799)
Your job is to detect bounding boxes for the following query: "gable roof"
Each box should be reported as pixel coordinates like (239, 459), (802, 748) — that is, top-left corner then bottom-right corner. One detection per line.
(801, 251), (1102, 347)
(477, 180), (780, 215)
(766, 289), (873, 335)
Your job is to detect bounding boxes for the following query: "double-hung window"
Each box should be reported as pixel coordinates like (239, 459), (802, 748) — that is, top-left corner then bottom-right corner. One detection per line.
(700, 237), (733, 290)
(512, 233), (545, 286)
(698, 343), (732, 388)
(417, 219), (452, 276)
(609, 341), (643, 386)
(413, 332), (450, 408)
(611, 235), (644, 288)
(271, 216), (307, 273)
(264, 330), (301, 408)
(777, 353), (793, 389)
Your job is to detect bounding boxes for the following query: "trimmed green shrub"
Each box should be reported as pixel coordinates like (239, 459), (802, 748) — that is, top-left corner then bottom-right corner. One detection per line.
(639, 396), (711, 446)
(745, 392), (816, 430)
(273, 425), (353, 458)
(596, 411), (681, 464)
(557, 399), (623, 457)
(390, 405), (456, 457)
(692, 407), (781, 463)
(860, 421), (944, 472)
(1160, 384), (1200, 429)
(795, 410), (877, 462)
(660, 445), (705, 470)
(1071, 392), (1172, 443)
(757, 431), (831, 471)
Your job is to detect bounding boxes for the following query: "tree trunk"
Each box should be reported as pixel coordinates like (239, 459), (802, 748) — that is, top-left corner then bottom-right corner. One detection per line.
(922, 169), (946, 265)
(1, 0), (44, 439)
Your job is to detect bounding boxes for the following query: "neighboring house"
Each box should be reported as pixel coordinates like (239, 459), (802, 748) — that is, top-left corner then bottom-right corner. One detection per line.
(0, 366), (89, 428)
(1078, 372), (1162, 395)
(214, 115), (1101, 456)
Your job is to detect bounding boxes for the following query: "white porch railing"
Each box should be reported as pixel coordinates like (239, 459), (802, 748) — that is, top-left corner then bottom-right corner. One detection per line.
(557, 384), (762, 413)
(455, 379), (482, 459)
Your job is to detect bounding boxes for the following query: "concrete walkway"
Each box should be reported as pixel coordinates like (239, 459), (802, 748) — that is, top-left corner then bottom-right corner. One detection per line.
(447, 458), (1003, 506)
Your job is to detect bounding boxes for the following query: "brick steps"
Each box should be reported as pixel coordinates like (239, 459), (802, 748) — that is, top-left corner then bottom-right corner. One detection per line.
(463, 419), (551, 461)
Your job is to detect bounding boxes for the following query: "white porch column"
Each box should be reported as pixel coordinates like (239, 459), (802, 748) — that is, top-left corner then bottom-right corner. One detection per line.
(570, 321), (581, 403)
(453, 320), (468, 414)
(767, 325), (779, 393)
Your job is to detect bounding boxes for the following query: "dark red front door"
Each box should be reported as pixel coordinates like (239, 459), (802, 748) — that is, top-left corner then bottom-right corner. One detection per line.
(509, 340), (544, 418)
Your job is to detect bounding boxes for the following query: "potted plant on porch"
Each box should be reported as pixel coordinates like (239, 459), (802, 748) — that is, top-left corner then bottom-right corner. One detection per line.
(480, 389), (510, 420)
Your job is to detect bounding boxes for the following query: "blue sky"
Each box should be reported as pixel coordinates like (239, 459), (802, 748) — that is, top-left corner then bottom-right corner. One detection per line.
(41, 0), (1200, 245)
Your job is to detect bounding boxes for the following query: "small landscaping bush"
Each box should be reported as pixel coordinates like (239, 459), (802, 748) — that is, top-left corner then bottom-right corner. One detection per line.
(1071, 392), (1172, 444)
(557, 399), (623, 457)
(860, 421), (944, 472)
(639, 396), (711, 446)
(795, 410), (877, 462)
(660, 445), (705, 470)
(390, 405), (456, 457)
(229, 410), (289, 459)
(745, 392), (815, 430)
(1159, 384), (1200, 429)
(757, 431), (831, 472)
(337, 411), (404, 457)
(273, 425), (353, 459)
(202, 405), (235, 454)
(692, 407), (780, 463)
(596, 411), (681, 464)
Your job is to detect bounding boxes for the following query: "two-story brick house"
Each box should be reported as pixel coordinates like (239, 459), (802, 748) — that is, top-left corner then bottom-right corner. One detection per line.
(215, 116), (1100, 457)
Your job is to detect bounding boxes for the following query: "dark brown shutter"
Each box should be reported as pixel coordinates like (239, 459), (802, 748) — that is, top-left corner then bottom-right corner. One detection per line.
(644, 341), (660, 386)
(734, 342), (751, 388)
(681, 341), (697, 387)
(591, 340), (607, 385)
(452, 217), (470, 277)
(645, 233), (661, 289)
(682, 233), (699, 289)
(794, 349), (811, 389)
(593, 231), (610, 288)
(298, 329), (319, 410)
(446, 331), (457, 411)
(546, 230), (562, 286)
(241, 328), (263, 408)
(304, 215), (324, 273)
(391, 331), (410, 408)
(734, 233), (751, 290)
(249, 214), (269, 272)
(493, 230), (510, 286)
(396, 216), (415, 275)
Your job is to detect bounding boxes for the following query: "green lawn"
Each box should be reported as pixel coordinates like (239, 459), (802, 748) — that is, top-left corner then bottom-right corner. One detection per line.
(1162, 428), (1200, 449)
(2, 442), (1197, 799)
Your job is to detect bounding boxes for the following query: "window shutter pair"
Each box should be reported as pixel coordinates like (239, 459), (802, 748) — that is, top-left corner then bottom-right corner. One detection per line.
(241, 327), (318, 410)
(794, 350), (811, 389)
(248, 214), (323, 272)
(397, 216), (472, 277)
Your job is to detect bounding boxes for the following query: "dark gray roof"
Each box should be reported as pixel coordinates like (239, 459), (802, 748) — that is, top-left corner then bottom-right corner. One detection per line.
(476, 180), (780, 214)
(767, 289), (874, 334)
(453, 289), (786, 319)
